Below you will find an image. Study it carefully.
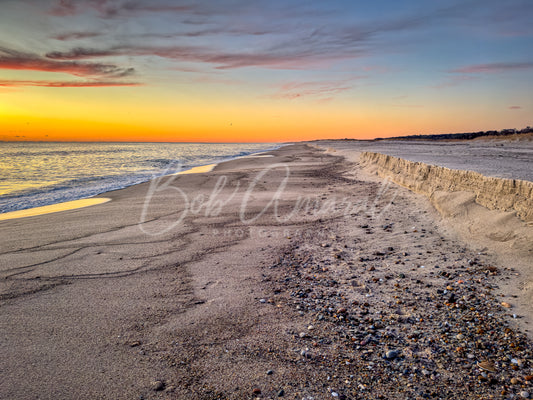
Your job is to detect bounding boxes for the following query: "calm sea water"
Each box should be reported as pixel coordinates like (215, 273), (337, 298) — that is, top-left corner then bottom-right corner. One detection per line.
(0, 142), (278, 213)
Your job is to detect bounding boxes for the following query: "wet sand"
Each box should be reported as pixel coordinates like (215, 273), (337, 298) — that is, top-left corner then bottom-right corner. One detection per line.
(1, 143), (532, 399)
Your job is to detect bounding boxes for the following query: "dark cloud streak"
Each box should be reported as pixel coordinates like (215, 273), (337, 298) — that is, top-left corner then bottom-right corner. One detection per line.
(43, 44), (349, 70)
(52, 31), (103, 41)
(50, 0), (193, 17)
(46, 47), (119, 60)
(0, 79), (142, 87)
(0, 46), (135, 78)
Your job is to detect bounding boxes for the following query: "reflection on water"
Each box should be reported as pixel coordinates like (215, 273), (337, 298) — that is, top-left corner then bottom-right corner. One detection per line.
(176, 164), (216, 175)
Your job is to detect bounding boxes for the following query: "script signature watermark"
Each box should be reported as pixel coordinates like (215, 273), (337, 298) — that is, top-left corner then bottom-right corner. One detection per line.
(139, 162), (398, 236)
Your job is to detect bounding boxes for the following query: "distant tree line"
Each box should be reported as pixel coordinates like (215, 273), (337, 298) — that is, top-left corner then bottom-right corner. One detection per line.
(376, 126), (533, 141)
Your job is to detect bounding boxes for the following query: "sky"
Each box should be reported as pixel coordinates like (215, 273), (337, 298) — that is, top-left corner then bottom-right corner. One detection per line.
(0, 0), (532, 142)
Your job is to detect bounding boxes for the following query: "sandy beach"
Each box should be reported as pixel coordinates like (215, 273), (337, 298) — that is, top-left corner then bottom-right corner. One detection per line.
(1, 143), (532, 399)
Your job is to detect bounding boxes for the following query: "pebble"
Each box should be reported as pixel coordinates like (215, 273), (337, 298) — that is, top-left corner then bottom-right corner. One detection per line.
(277, 389), (285, 397)
(385, 350), (399, 359)
(520, 391), (530, 399)
(477, 360), (496, 373)
(150, 380), (164, 391)
(300, 349), (312, 358)
(267, 213), (533, 400)
(501, 301), (512, 308)
(259, 298), (267, 303)
(267, 369), (274, 375)
(252, 387), (261, 395)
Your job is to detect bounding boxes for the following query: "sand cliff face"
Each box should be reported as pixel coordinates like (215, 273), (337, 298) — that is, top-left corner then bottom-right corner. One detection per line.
(359, 151), (533, 223)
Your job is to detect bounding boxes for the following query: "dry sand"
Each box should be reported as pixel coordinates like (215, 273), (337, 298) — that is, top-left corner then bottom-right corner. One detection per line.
(319, 141), (533, 333)
(0, 143), (532, 399)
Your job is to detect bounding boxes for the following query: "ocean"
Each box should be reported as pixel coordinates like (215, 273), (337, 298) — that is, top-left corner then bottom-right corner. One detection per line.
(0, 142), (278, 214)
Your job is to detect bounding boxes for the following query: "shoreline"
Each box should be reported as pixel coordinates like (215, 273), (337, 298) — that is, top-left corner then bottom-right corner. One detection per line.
(0, 163), (217, 222)
(1, 143), (531, 399)
(0, 143), (282, 217)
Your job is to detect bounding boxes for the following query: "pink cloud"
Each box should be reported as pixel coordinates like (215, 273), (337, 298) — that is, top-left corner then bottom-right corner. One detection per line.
(508, 105), (522, 109)
(52, 31), (103, 41)
(451, 62), (533, 74)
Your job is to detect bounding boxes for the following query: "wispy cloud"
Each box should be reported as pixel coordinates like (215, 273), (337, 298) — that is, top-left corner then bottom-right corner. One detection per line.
(97, 2), (193, 18)
(268, 79), (361, 101)
(44, 1), (527, 76)
(138, 27), (275, 39)
(50, 0), (193, 17)
(0, 46), (135, 78)
(52, 31), (104, 41)
(482, 0), (533, 38)
(42, 2), (472, 72)
(43, 43), (364, 70)
(433, 59), (533, 89)
(451, 62), (533, 74)
(51, 0), (78, 16)
(0, 80), (141, 87)
(46, 47), (118, 60)
(45, 1), (512, 73)
(508, 105), (522, 110)
(33, 0), (533, 93)
(431, 75), (478, 89)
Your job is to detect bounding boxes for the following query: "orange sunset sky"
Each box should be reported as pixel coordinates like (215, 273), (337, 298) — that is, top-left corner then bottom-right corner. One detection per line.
(1, 0), (532, 142)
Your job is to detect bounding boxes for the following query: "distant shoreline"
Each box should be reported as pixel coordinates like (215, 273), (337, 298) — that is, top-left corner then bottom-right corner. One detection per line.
(308, 126), (533, 143)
